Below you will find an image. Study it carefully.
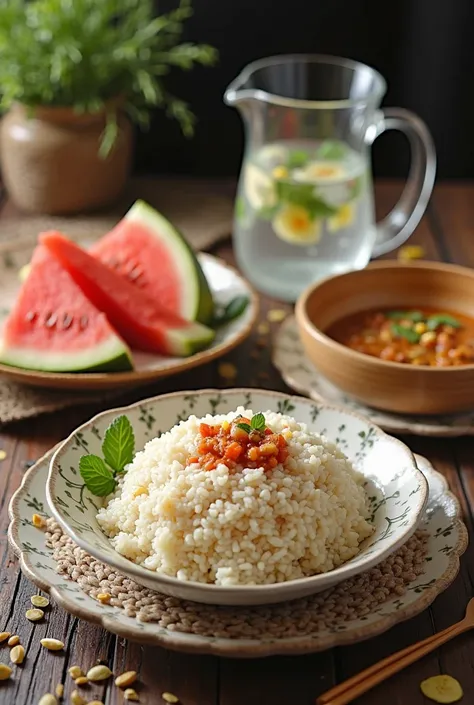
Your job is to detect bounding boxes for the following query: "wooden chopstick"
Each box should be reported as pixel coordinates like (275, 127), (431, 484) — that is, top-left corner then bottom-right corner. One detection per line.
(316, 621), (460, 705)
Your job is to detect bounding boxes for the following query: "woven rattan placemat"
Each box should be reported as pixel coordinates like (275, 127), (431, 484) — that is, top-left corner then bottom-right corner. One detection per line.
(46, 519), (428, 639)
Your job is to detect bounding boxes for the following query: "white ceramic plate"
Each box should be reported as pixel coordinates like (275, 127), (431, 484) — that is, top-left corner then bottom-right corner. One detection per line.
(46, 389), (427, 605)
(9, 451), (467, 656)
(0, 239), (258, 390)
(273, 315), (474, 437)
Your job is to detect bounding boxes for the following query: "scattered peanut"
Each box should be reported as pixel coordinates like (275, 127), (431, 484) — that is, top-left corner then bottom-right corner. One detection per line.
(70, 690), (86, 705)
(398, 244), (425, 261)
(218, 362), (237, 380)
(0, 632), (11, 643)
(38, 695), (58, 705)
(26, 608), (44, 622)
(40, 638), (64, 651)
(68, 666), (84, 680)
(96, 593), (111, 604)
(32, 513), (46, 529)
(31, 595), (50, 608)
(86, 664), (112, 682)
(0, 663), (11, 680)
(75, 677), (88, 686)
(86, 701), (104, 705)
(115, 671), (137, 688)
(124, 689), (140, 702)
(267, 308), (287, 323)
(257, 321), (270, 335)
(10, 644), (25, 664)
(8, 635), (20, 647)
(55, 683), (64, 698)
(162, 693), (179, 704)
(0, 450), (6, 461)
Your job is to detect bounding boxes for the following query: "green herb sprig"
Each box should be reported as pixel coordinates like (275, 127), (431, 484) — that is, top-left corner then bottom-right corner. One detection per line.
(386, 311), (424, 322)
(390, 323), (420, 344)
(79, 415), (135, 496)
(427, 314), (461, 330)
(0, 0), (218, 157)
(236, 412), (266, 434)
(212, 295), (250, 327)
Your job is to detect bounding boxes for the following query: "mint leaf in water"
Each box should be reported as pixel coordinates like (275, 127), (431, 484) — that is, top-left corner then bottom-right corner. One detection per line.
(287, 149), (309, 169)
(79, 455), (116, 497)
(275, 181), (337, 217)
(316, 140), (347, 160)
(102, 415), (135, 473)
(250, 412), (266, 432)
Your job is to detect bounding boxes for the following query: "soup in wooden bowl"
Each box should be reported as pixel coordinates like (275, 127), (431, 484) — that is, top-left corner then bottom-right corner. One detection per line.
(295, 261), (474, 414)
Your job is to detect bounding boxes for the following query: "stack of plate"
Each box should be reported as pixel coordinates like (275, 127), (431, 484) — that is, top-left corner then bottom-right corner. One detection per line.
(8, 390), (468, 656)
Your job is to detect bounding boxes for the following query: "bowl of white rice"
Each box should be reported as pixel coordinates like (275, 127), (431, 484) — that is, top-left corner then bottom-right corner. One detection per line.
(47, 389), (428, 605)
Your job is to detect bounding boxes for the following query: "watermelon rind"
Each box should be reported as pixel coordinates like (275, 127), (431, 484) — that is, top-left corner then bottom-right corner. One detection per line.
(0, 334), (133, 373)
(125, 201), (215, 324)
(165, 320), (216, 357)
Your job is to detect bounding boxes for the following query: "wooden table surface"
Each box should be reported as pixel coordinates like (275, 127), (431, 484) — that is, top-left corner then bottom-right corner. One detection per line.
(1, 180), (473, 705)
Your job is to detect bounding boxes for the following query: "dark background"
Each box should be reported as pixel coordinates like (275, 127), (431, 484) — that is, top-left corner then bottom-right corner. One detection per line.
(135, 0), (474, 180)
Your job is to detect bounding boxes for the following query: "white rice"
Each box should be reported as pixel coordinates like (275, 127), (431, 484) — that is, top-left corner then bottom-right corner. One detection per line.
(97, 408), (374, 586)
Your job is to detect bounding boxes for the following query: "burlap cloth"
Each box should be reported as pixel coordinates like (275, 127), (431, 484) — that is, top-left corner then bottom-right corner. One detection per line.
(0, 177), (234, 424)
(46, 519), (428, 638)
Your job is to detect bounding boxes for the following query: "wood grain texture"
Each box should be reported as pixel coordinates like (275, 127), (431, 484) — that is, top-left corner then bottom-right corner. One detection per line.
(0, 179), (472, 705)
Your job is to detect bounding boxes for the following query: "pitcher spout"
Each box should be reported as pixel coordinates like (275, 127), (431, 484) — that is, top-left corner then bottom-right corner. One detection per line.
(224, 73), (256, 108)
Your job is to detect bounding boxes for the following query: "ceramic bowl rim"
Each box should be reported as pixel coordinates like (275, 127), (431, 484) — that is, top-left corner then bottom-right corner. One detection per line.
(8, 451), (468, 655)
(295, 260), (474, 374)
(46, 388), (428, 601)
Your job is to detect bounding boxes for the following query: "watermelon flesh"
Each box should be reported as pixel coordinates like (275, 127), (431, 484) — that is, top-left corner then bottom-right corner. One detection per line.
(0, 246), (133, 373)
(90, 200), (214, 324)
(41, 232), (216, 357)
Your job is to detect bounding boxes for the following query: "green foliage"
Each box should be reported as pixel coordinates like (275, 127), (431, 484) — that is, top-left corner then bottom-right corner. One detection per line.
(0, 0), (218, 155)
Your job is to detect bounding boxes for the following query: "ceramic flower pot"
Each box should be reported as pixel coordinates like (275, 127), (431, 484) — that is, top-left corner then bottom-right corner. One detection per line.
(0, 102), (133, 215)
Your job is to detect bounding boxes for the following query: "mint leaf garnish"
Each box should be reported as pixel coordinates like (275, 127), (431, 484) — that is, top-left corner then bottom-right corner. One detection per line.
(79, 455), (116, 497)
(427, 314), (461, 330)
(386, 310), (424, 322)
(236, 422), (252, 433)
(102, 415), (135, 473)
(251, 412), (266, 432)
(391, 323), (420, 344)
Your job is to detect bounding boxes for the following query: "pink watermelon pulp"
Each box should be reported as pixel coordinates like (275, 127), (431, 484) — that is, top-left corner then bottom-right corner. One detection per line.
(0, 246), (133, 372)
(90, 200), (214, 324)
(41, 232), (215, 356)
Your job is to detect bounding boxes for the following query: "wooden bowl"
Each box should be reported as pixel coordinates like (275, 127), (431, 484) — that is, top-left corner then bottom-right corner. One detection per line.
(295, 261), (474, 415)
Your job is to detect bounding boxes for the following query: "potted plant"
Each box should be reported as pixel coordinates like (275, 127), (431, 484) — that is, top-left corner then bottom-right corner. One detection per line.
(0, 0), (217, 215)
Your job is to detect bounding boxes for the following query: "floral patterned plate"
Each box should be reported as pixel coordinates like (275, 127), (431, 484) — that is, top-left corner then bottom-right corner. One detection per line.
(0, 238), (258, 390)
(46, 389), (427, 605)
(274, 316), (474, 437)
(9, 448), (467, 656)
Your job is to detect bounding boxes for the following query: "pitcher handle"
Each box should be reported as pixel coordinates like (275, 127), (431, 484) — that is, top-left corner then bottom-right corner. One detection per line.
(369, 108), (436, 258)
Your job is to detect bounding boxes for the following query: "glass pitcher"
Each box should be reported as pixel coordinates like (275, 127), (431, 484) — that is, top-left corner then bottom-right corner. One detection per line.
(224, 55), (436, 301)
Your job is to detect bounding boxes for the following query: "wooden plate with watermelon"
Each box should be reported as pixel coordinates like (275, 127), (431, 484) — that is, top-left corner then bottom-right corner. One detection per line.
(0, 201), (258, 390)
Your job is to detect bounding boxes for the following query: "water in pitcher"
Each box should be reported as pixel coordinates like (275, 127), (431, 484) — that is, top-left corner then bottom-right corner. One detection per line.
(234, 139), (376, 301)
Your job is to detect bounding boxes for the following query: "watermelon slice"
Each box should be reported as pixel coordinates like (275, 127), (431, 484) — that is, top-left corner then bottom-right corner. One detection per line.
(0, 246), (133, 373)
(90, 200), (214, 324)
(41, 232), (215, 357)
